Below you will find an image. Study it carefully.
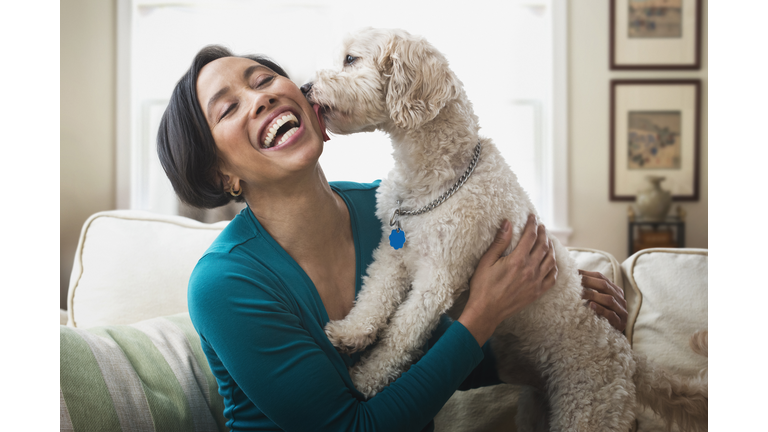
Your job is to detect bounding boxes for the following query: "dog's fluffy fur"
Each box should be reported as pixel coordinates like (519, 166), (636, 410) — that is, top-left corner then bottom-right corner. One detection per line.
(306, 28), (707, 431)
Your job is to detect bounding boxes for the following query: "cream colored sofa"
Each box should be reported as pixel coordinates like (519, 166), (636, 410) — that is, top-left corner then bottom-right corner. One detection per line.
(60, 210), (707, 432)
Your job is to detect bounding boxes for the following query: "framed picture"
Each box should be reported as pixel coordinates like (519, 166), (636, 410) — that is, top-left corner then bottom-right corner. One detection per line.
(610, 80), (701, 201)
(610, 0), (702, 70)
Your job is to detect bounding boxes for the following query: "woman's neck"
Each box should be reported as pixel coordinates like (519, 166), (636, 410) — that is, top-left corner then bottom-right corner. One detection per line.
(245, 165), (352, 265)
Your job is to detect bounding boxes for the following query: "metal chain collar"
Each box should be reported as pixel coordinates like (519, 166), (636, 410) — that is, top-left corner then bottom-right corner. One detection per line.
(390, 142), (482, 229)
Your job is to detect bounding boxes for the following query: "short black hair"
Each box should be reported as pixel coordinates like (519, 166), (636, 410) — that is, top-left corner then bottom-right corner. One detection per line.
(157, 45), (289, 208)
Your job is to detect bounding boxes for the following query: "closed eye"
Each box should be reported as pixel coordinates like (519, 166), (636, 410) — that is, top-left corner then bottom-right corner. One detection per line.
(253, 74), (275, 88)
(219, 103), (238, 122)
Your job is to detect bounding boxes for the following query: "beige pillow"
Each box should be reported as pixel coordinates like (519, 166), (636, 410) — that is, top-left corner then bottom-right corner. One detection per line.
(67, 211), (228, 328)
(622, 248), (708, 432)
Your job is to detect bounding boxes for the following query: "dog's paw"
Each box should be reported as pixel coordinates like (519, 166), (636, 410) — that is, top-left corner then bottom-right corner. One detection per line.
(349, 362), (393, 399)
(349, 348), (417, 398)
(324, 319), (379, 354)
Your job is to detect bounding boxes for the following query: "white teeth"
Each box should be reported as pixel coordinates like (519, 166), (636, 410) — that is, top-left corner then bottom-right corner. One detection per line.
(263, 113), (299, 148)
(277, 127), (299, 146)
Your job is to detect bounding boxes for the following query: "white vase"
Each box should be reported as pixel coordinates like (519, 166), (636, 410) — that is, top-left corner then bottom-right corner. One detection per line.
(636, 176), (672, 221)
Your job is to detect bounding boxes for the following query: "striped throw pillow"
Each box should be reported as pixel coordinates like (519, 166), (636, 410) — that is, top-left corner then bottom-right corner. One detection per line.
(60, 313), (228, 432)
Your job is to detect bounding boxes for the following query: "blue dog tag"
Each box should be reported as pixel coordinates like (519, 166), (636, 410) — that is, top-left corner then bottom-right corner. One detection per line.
(389, 229), (406, 250)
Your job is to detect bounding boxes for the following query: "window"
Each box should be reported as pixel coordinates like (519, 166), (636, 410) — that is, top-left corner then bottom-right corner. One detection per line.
(118, 0), (571, 242)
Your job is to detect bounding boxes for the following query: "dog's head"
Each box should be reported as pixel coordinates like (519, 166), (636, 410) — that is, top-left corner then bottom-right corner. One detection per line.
(304, 28), (462, 134)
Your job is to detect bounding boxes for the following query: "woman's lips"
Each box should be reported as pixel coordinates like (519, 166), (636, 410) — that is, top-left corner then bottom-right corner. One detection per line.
(256, 105), (329, 152)
(258, 108), (299, 149)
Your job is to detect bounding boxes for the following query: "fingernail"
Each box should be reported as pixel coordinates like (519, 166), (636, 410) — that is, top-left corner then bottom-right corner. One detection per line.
(590, 302), (597, 310)
(502, 220), (510, 232)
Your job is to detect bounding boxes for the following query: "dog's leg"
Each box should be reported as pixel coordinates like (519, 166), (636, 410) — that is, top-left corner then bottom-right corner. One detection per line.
(349, 263), (473, 398)
(325, 242), (411, 354)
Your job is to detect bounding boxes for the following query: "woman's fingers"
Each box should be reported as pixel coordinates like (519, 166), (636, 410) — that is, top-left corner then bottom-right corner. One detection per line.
(579, 271), (627, 310)
(579, 270), (628, 332)
(540, 246), (558, 292)
(587, 301), (625, 332)
(529, 223), (551, 266)
(479, 220), (513, 267)
(515, 214), (539, 255)
(581, 288), (627, 321)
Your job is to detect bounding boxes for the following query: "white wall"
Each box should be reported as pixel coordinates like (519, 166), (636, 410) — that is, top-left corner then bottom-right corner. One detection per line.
(61, 0), (117, 309)
(567, 0), (708, 261)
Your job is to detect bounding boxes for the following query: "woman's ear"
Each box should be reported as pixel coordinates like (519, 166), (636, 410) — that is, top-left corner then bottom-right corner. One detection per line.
(217, 170), (239, 195)
(379, 33), (461, 129)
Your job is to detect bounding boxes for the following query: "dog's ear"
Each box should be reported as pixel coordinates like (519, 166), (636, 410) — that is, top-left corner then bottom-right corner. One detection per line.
(378, 33), (461, 129)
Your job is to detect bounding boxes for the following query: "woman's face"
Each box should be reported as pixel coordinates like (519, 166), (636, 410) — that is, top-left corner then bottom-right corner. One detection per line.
(196, 56), (326, 192)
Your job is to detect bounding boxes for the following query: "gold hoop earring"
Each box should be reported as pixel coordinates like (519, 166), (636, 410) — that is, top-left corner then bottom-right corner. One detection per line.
(230, 184), (242, 197)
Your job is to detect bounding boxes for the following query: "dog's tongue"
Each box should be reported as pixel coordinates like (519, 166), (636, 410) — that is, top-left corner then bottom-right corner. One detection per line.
(313, 104), (331, 142)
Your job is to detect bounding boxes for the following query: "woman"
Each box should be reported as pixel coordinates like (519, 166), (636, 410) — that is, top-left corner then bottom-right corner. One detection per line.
(157, 45), (627, 432)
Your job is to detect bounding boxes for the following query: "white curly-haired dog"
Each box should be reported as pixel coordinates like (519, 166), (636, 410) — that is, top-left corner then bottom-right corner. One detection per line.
(304, 27), (707, 432)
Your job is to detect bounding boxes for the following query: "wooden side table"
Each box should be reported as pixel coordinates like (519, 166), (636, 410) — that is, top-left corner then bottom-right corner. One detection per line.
(627, 207), (686, 256)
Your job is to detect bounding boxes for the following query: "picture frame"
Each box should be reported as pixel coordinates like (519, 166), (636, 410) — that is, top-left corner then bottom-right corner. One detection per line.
(610, 0), (702, 70)
(610, 80), (701, 201)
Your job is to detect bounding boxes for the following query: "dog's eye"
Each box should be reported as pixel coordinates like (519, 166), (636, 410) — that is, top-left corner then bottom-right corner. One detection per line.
(344, 55), (358, 66)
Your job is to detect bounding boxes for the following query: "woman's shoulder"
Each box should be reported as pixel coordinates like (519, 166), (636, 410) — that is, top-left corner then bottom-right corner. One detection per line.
(188, 243), (295, 328)
(330, 180), (381, 215)
(188, 210), (282, 304)
(202, 207), (260, 255)
(329, 180), (381, 193)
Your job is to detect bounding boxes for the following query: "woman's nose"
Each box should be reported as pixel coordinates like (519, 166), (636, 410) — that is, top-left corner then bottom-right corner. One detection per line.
(249, 92), (275, 117)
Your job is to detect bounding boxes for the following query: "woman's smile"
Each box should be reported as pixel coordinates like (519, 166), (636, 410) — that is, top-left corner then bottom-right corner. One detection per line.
(257, 107), (305, 151)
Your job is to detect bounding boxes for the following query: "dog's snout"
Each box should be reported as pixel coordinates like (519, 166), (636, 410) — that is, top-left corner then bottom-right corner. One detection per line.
(300, 82), (313, 96)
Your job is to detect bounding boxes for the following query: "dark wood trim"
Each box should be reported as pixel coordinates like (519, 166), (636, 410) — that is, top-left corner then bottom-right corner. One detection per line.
(610, 0), (702, 70)
(609, 79), (701, 202)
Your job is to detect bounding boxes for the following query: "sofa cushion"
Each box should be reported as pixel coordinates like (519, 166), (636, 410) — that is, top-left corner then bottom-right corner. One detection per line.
(67, 211), (228, 328)
(621, 248), (708, 432)
(60, 313), (227, 432)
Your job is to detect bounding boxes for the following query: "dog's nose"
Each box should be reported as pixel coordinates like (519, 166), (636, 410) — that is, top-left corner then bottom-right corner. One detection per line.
(300, 82), (313, 96)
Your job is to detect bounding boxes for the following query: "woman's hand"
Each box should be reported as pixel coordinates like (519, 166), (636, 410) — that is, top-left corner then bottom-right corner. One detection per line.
(458, 215), (557, 346)
(579, 270), (628, 333)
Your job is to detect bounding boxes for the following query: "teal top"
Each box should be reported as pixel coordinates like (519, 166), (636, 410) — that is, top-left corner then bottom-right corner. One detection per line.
(188, 181), (500, 432)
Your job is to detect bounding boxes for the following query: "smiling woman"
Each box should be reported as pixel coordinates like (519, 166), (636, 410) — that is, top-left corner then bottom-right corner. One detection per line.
(157, 47), (294, 208)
